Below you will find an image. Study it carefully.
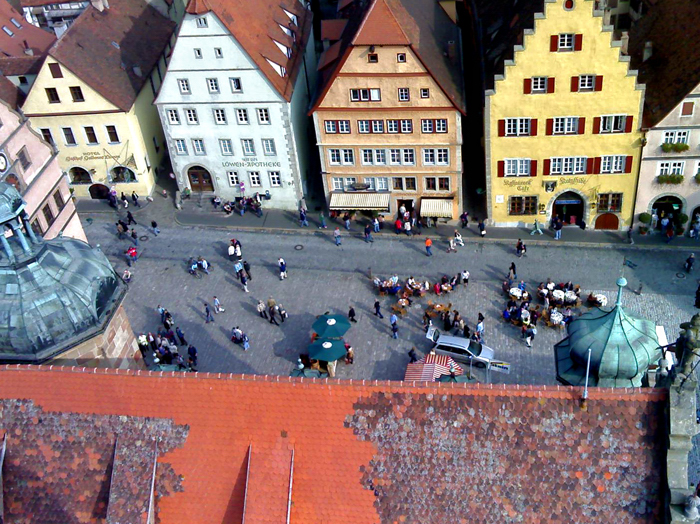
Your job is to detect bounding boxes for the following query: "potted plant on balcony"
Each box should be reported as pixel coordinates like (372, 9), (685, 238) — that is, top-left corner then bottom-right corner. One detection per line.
(673, 142), (690, 152)
(661, 142), (674, 153)
(638, 212), (652, 235)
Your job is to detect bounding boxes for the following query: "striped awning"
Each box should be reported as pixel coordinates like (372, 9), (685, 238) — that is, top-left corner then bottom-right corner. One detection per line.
(420, 353), (463, 374)
(420, 198), (454, 218)
(329, 192), (390, 210)
(404, 362), (451, 381)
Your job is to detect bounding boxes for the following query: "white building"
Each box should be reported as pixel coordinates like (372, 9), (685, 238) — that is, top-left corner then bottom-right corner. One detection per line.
(155, 0), (316, 210)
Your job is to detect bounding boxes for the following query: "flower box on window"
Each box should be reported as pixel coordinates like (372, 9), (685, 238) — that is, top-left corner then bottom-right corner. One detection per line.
(657, 173), (684, 184)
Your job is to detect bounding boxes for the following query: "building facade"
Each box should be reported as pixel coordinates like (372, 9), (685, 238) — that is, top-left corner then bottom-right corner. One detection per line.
(485, 0), (644, 230)
(311, 0), (465, 220)
(21, 0), (175, 199)
(0, 98), (85, 240)
(155, 0), (316, 210)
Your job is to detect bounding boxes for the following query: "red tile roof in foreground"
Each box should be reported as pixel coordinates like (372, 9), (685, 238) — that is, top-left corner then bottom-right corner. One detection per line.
(0, 366), (667, 524)
(0, 0), (55, 56)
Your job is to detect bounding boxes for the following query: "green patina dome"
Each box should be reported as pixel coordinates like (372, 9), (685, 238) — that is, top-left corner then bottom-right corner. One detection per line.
(554, 278), (662, 388)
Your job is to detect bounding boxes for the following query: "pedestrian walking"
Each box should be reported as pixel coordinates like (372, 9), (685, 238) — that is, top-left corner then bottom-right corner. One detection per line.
(686, 253), (695, 273)
(454, 230), (464, 247)
(126, 211), (137, 225)
(118, 219), (129, 232)
(373, 299), (384, 319)
(299, 208), (309, 227)
(241, 274), (249, 292)
(460, 211), (469, 228)
(373, 217), (380, 233)
(408, 347), (419, 362)
(151, 220), (160, 236)
(256, 300), (268, 318)
(278, 304), (287, 323)
(204, 303), (214, 323)
(348, 306), (357, 323)
(516, 239), (524, 257)
(461, 269), (470, 286)
(213, 296), (225, 312)
(131, 191), (140, 207)
(334, 227), (342, 246)
(525, 326), (536, 347)
(157, 305), (165, 323)
(319, 211), (327, 229)
(278, 257), (287, 280)
(269, 305), (280, 325)
(243, 260), (252, 280)
(235, 243), (242, 261)
(130, 229), (138, 246)
(447, 237), (457, 253)
(476, 313), (485, 341)
(627, 226), (634, 245)
(364, 224), (374, 243)
(666, 227), (675, 243)
(508, 262), (517, 281)
(234, 260), (243, 280)
(530, 219), (543, 235)
(187, 345), (198, 367)
(343, 212), (351, 230)
(391, 322), (399, 339)
(242, 333), (250, 351)
(554, 217), (563, 240)
(478, 219), (486, 238)
(175, 326), (187, 345)
(125, 246), (137, 267)
(425, 237), (433, 256)
(120, 192), (129, 208)
(116, 222), (126, 239)
(390, 313), (398, 326)
(228, 243), (236, 261)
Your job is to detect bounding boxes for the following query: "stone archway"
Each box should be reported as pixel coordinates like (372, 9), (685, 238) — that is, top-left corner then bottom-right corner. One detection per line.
(110, 165), (137, 183)
(187, 165), (214, 192)
(546, 187), (589, 226)
(68, 166), (92, 185)
(650, 194), (685, 231)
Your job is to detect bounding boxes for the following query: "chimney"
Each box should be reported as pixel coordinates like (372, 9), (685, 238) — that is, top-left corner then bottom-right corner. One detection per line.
(22, 40), (33, 56)
(643, 41), (653, 62)
(620, 31), (629, 55)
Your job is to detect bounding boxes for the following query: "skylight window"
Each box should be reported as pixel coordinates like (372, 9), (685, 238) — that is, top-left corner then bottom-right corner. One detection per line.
(2, 27), (13, 37)
(273, 40), (292, 58)
(282, 8), (297, 25)
(10, 18), (21, 28)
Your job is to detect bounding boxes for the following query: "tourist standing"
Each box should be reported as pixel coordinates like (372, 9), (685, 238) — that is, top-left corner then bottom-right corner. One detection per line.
(334, 227), (342, 246)
(204, 303), (214, 323)
(374, 300), (384, 319)
(278, 257), (287, 280)
(425, 237), (433, 256)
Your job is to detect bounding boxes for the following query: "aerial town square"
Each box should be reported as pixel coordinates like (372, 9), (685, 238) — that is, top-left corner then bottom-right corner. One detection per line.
(1, 0), (700, 521)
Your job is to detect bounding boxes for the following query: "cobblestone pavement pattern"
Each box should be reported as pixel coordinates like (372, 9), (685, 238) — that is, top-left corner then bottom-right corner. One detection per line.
(81, 213), (696, 384)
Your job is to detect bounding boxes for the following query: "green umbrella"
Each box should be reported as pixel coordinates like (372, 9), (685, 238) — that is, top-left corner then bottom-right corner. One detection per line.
(436, 373), (477, 383)
(312, 314), (352, 338)
(290, 368), (328, 378)
(308, 338), (347, 362)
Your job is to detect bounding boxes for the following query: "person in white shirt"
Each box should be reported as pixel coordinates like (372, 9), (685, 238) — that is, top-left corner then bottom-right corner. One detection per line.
(404, 221), (412, 236)
(454, 230), (464, 246)
(461, 270), (470, 285)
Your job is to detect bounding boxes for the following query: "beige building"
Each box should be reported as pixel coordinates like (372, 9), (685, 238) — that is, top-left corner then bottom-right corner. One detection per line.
(311, 0), (465, 220)
(21, 0), (175, 199)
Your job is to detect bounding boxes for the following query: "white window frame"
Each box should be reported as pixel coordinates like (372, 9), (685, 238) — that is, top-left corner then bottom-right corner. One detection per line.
(167, 109), (180, 125)
(558, 33), (574, 50)
(387, 120), (399, 133)
(423, 149), (436, 165)
(553, 116), (578, 135)
(196, 16), (207, 27)
(338, 120), (350, 134)
(361, 149), (373, 165)
(578, 75), (595, 91)
(435, 119), (447, 133)
(62, 127), (76, 146)
(504, 158), (531, 177)
(400, 119), (412, 133)
(371, 120), (384, 133)
(269, 171), (281, 187)
(213, 108), (227, 125)
(219, 138), (233, 156)
(194, 48), (202, 59)
(236, 109), (249, 124)
(377, 177), (388, 191)
(262, 138), (276, 156)
(422, 120), (433, 133)
(207, 78), (219, 93)
(397, 53), (406, 63)
(402, 149), (415, 165)
(531, 76), (547, 93)
(83, 126), (98, 145)
(389, 149), (401, 165)
(364, 177), (376, 190)
(437, 148), (449, 166)
(600, 115), (626, 133)
(420, 88), (429, 98)
(249, 171), (261, 187)
(332, 177), (343, 190)
(214, 48), (223, 58)
(178, 78), (190, 94)
(174, 139), (187, 155)
(505, 118), (531, 136)
(374, 149), (386, 165)
(344, 177), (357, 189)
(105, 125), (120, 144)
(550, 156), (587, 175)
(257, 108), (270, 124)
(192, 139), (206, 155)
(241, 139), (255, 156)
(185, 108), (198, 125)
(398, 87), (410, 101)
(663, 130), (690, 144)
(358, 120), (370, 134)
(329, 149), (342, 165)
(325, 121), (337, 134)
(342, 149), (354, 165)
(227, 171), (239, 186)
(230, 78), (242, 92)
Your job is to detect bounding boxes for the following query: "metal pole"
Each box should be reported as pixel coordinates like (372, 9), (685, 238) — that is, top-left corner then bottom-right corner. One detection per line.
(583, 347), (592, 400)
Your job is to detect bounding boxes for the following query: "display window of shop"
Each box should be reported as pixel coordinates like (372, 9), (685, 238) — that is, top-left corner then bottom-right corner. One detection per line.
(508, 196), (538, 215)
(597, 193), (622, 212)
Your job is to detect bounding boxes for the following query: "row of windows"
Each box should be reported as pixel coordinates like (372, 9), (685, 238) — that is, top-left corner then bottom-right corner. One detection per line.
(166, 107), (270, 126)
(226, 170), (282, 188)
(498, 115), (633, 136)
(45, 85), (84, 104)
(507, 193), (623, 216)
(348, 87), (431, 103)
(331, 176), (450, 192)
(497, 155), (632, 176)
(328, 147), (451, 167)
(178, 77), (243, 95)
(40, 125), (120, 147)
(654, 160), (700, 176)
(193, 47), (224, 59)
(324, 118), (447, 134)
(32, 187), (68, 235)
(523, 75), (602, 94)
(367, 52), (408, 64)
(173, 137), (276, 157)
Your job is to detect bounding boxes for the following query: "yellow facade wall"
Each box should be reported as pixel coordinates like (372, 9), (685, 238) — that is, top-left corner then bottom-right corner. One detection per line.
(315, 45), (463, 218)
(22, 59), (161, 197)
(486, 0), (644, 229)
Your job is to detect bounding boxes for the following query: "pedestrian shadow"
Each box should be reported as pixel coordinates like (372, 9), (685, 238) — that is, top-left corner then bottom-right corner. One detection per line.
(214, 240), (231, 262)
(369, 346), (411, 380)
(485, 264), (507, 282)
(188, 303), (207, 321)
(403, 241), (427, 256)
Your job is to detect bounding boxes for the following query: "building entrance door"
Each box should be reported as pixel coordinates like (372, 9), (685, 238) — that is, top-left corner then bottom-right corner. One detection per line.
(188, 166), (214, 192)
(594, 213), (619, 230)
(552, 192), (584, 225)
(397, 199), (413, 219)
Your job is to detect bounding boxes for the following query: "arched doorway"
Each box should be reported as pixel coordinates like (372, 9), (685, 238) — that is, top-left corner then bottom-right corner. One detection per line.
(69, 167), (92, 185)
(89, 183), (110, 199)
(552, 191), (584, 226)
(651, 195), (683, 230)
(594, 213), (619, 230)
(691, 206), (700, 224)
(187, 166), (214, 192)
(110, 165), (136, 183)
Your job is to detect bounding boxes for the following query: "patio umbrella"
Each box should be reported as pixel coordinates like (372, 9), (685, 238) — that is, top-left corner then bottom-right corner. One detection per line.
(436, 373), (477, 383)
(290, 368), (328, 378)
(308, 338), (347, 362)
(312, 314), (352, 338)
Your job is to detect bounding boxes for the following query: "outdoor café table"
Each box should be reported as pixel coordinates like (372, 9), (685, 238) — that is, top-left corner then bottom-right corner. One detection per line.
(509, 287), (523, 299)
(398, 298), (410, 307)
(552, 290), (565, 301)
(564, 291), (578, 304)
(550, 311), (564, 325)
(595, 294), (608, 307)
(538, 289), (549, 298)
(432, 303), (449, 313)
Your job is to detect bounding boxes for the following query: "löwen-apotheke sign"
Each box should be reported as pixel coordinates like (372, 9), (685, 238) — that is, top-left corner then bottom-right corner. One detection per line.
(222, 159), (281, 168)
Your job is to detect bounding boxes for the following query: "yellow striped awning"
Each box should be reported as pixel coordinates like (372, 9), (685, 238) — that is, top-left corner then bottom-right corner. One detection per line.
(420, 198), (454, 218)
(329, 192), (390, 210)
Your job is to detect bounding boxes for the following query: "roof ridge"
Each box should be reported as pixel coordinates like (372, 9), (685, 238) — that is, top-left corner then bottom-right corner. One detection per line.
(352, 0), (410, 46)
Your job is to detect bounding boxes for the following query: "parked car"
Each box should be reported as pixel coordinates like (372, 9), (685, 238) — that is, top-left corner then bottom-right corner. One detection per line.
(425, 327), (495, 368)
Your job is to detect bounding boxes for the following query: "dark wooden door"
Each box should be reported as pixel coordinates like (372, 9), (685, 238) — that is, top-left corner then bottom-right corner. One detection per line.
(188, 167), (214, 192)
(594, 213), (619, 230)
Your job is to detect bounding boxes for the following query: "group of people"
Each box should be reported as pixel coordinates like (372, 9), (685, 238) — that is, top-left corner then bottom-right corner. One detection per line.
(213, 194), (264, 217)
(256, 297), (288, 326)
(143, 305), (200, 370)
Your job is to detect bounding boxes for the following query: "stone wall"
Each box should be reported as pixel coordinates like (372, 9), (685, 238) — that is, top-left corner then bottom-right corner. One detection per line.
(50, 304), (143, 370)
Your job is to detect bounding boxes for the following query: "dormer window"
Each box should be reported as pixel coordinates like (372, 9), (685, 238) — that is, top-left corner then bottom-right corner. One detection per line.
(282, 8), (297, 25)
(196, 16), (207, 28)
(279, 24), (294, 40)
(266, 59), (287, 77)
(2, 26), (13, 37)
(10, 18), (21, 28)
(274, 40), (292, 58)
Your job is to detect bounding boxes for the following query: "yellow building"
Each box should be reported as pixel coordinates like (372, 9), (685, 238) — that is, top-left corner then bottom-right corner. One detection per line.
(311, 0), (465, 221)
(21, 0), (175, 199)
(485, 0), (644, 230)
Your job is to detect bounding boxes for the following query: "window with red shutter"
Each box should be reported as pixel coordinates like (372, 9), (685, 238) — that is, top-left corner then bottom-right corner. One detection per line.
(586, 158), (594, 174)
(547, 77), (555, 93)
(570, 76), (579, 92)
(523, 78), (532, 94)
(577, 117), (586, 135)
(624, 156), (633, 173)
(530, 119), (538, 136)
(546, 119), (554, 135)
(550, 35), (559, 52)
(624, 116), (633, 133)
(593, 117), (601, 134)
(574, 34), (583, 51)
(498, 120), (506, 137)
(543, 159), (551, 176)
(594, 76), (603, 91)
(530, 160), (537, 177)
(497, 161), (505, 177)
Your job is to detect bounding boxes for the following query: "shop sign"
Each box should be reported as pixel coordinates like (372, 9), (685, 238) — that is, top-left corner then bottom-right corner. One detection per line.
(502, 178), (532, 193)
(222, 158), (281, 168)
(65, 151), (110, 162)
(559, 176), (587, 185)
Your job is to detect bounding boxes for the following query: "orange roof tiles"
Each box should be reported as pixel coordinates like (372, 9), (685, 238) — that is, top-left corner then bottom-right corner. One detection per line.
(353, 0), (409, 46)
(317, 40), (341, 71)
(0, 0), (54, 57)
(0, 366), (667, 524)
(321, 18), (347, 41)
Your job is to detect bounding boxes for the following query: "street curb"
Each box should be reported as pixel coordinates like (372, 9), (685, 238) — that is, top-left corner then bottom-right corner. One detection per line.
(173, 215), (691, 252)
